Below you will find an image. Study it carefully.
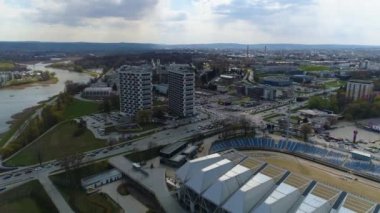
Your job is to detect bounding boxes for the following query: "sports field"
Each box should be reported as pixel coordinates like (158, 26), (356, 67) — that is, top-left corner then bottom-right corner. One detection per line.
(244, 151), (380, 203)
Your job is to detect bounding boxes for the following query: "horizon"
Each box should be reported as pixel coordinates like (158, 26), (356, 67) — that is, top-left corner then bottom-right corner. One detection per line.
(0, 41), (379, 47)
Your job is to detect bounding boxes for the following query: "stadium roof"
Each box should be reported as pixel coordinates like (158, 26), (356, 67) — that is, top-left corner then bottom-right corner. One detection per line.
(254, 174), (312, 213)
(203, 164), (253, 206)
(185, 158), (235, 193)
(337, 194), (377, 213)
(176, 153), (222, 182)
(295, 183), (340, 213)
(175, 149), (379, 213)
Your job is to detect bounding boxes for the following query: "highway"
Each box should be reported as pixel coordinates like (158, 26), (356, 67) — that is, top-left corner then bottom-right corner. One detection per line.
(0, 110), (220, 191)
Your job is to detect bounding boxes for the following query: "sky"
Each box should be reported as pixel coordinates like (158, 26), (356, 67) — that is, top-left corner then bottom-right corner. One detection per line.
(0, 0), (379, 45)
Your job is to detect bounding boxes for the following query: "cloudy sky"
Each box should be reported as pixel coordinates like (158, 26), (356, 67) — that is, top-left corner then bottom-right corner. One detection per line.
(0, 0), (379, 44)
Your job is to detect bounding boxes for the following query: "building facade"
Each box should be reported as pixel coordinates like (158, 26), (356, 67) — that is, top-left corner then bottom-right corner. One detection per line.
(81, 87), (113, 100)
(346, 80), (374, 101)
(118, 65), (152, 117)
(168, 64), (195, 117)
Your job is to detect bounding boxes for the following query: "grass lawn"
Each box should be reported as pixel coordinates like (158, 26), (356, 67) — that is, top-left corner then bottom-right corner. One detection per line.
(0, 61), (15, 71)
(300, 65), (330, 72)
(0, 180), (58, 213)
(322, 80), (346, 88)
(247, 151), (380, 203)
(5, 121), (105, 166)
(263, 113), (280, 122)
(63, 99), (100, 120)
(50, 161), (121, 213)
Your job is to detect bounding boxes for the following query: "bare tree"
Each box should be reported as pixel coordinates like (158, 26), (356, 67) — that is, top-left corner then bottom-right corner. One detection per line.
(300, 123), (313, 142)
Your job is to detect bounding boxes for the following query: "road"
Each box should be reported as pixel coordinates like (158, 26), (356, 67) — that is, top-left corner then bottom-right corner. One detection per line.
(39, 173), (74, 213)
(0, 111), (220, 190)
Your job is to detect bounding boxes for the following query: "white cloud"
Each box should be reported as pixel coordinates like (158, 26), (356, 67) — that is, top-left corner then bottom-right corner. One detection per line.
(0, 0), (379, 44)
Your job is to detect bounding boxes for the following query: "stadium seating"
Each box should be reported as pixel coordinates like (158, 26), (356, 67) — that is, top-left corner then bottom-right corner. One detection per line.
(210, 137), (380, 177)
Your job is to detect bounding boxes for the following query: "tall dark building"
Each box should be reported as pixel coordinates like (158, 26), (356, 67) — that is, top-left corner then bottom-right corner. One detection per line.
(168, 64), (195, 117)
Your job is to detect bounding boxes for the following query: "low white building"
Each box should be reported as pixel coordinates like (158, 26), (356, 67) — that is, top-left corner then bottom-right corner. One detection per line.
(81, 169), (122, 193)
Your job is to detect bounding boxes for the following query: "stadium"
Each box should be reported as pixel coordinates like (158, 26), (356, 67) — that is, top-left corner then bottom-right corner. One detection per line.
(175, 149), (380, 213)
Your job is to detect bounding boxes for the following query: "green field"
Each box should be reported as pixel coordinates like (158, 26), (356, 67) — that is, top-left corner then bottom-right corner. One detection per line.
(50, 161), (121, 213)
(0, 61), (15, 71)
(300, 65), (330, 72)
(0, 180), (58, 213)
(322, 80), (346, 88)
(63, 99), (100, 120)
(5, 121), (105, 166)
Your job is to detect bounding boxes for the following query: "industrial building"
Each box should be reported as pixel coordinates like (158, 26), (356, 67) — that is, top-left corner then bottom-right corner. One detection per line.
(118, 65), (152, 117)
(160, 142), (198, 167)
(175, 150), (379, 213)
(290, 75), (313, 84)
(168, 64), (195, 117)
(346, 80), (374, 101)
(262, 76), (292, 87)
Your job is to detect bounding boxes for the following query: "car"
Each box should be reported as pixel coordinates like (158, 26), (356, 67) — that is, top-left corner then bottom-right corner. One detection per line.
(14, 173), (22, 177)
(25, 170), (33, 174)
(34, 167), (42, 171)
(0, 187), (6, 192)
(2, 175), (11, 180)
(102, 150), (109, 154)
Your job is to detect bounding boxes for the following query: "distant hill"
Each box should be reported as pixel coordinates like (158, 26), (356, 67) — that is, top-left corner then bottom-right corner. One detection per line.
(0, 41), (378, 54)
(0, 42), (160, 53)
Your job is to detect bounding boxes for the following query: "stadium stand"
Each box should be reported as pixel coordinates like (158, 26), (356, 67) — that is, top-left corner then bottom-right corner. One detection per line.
(209, 137), (380, 178)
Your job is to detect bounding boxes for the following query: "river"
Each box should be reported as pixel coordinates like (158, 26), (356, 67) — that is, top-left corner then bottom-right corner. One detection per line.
(0, 62), (92, 134)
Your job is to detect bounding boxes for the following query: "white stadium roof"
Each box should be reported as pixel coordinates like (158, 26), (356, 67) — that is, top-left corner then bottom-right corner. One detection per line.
(185, 158), (235, 194)
(176, 153), (222, 182)
(176, 149), (380, 213)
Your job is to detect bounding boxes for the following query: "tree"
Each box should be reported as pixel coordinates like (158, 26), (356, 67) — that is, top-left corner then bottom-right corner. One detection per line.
(136, 110), (152, 124)
(239, 116), (249, 135)
(112, 83), (118, 91)
(300, 123), (313, 142)
(61, 153), (84, 187)
(152, 106), (166, 119)
(99, 99), (111, 114)
(109, 95), (120, 110)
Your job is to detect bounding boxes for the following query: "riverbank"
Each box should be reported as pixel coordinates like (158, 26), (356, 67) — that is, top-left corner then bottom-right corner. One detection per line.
(0, 105), (41, 147)
(0, 77), (58, 90)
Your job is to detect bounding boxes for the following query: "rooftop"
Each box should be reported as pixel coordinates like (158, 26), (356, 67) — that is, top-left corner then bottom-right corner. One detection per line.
(118, 65), (152, 74)
(348, 79), (374, 84)
(350, 150), (371, 158)
(340, 194), (377, 213)
(160, 141), (187, 155)
(81, 169), (121, 187)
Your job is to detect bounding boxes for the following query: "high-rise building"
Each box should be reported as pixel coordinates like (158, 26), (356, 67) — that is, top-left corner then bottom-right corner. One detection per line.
(118, 65), (152, 117)
(168, 64), (195, 117)
(346, 80), (374, 101)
